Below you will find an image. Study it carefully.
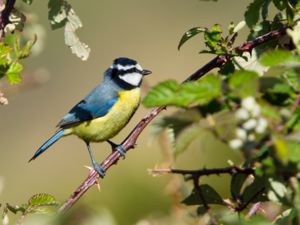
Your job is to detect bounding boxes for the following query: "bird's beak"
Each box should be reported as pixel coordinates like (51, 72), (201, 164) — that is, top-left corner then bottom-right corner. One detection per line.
(142, 69), (152, 76)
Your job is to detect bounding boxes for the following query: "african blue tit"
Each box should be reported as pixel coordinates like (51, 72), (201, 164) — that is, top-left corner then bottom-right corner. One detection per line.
(29, 57), (151, 177)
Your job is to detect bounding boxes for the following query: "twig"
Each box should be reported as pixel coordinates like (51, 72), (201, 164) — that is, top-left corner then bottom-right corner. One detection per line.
(59, 25), (288, 213)
(150, 166), (254, 178)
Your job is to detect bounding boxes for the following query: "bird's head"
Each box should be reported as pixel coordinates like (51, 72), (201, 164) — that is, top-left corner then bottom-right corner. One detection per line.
(107, 57), (151, 88)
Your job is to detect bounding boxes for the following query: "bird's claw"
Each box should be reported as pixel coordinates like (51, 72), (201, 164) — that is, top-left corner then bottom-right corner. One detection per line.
(107, 140), (126, 158)
(92, 163), (105, 178)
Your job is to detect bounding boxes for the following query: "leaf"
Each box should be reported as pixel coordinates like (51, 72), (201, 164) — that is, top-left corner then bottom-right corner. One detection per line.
(6, 203), (26, 214)
(259, 49), (300, 67)
(244, 0), (265, 28)
(174, 125), (202, 156)
(178, 27), (206, 50)
(287, 22), (300, 54)
(241, 176), (267, 204)
(48, 0), (90, 60)
(272, 0), (287, 10)
(48, 0), (71, 29)
(231, 173), (249, 200)
(286, 108), (300, 132)
(6, 62), (23, 84)
(143, 74), (221, 108)
(26, 193), (59, 214)
(228, 70), (259, 97)
(262, 0), (271, 20)
(204, 24), (222, 50)
(64, 9), (90, 61)
(28, 193), (58, 207)
(182, 184), (225, 206)
(267, 178), (287, 202)
(274, 138), (289, 162)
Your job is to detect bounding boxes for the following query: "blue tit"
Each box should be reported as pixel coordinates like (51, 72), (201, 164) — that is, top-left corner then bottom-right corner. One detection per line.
(29, 57), (151, 177)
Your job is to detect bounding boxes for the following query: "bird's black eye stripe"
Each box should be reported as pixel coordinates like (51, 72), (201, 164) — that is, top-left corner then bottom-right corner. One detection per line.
(117, 67), (142, 75)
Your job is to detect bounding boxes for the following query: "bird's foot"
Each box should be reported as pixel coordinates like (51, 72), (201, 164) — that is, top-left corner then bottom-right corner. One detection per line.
(107, 140), (126, 158)
(92, 162), (105, 178)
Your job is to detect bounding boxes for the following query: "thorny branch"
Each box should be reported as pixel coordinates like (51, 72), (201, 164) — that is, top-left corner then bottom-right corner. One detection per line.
(59, 25), (288, 212)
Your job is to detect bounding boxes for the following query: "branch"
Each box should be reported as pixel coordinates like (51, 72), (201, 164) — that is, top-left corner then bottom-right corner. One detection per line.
(150, 166), (254, 178)
(59, 25), (288, 213)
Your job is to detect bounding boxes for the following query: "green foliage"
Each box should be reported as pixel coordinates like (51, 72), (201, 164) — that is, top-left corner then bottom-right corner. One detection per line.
(142, 1), (300, 224)
(143, 74), (221, 107)
(0, 33), (35, 84)
(178, 22), (245, 55)
(2, 193), (58, 224)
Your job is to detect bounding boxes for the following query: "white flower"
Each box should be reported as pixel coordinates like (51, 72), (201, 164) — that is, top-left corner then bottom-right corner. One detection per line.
(235, 108), (250, 120)
(229, 139), (243, 150)
(255, 117), (268, 134)
(243, 118), (257, 130)
(250, 104), (261, 117)
(242, 96), (256, 111)
(236, 128), (247, 141)
(2, 214), (8, 225)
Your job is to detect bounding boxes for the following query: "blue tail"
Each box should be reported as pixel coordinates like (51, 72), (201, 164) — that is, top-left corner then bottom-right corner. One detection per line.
(29, 129), (65, 162)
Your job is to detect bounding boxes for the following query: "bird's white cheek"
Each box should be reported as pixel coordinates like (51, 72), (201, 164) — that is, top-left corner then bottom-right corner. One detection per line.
(119, 73), (142, 86)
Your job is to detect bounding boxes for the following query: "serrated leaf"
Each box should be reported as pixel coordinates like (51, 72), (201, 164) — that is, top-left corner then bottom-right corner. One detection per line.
(204, 24), (222, 50)
(178, 27), (206, 50)
(231, 173), (249, 200)
(182, 184), (225, 206)
(28, 193), (58, 208)
(244, 0), (265, 28)
(229, 70), (259, 97)
(6, 63), (23, 84)
(143, 74), (221, 108)
(260, 50), (300, 66)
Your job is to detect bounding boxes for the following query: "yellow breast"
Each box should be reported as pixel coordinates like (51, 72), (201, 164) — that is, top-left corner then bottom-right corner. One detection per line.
(70, 88), (141, 142)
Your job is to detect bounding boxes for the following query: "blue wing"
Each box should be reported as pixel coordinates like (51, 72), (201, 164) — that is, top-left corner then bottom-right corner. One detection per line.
(57, 95), (118, 128)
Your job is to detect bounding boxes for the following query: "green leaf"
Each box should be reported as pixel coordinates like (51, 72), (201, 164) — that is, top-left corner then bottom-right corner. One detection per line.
(244, 0), (265, 28)
(231, 173), (249, 200)
(272, 0), (287, 10)
(19, 35), (36, 59)
(28, 193), (58, 207)
(286, 107), (300, 132)
(182, 184), (225, 206)
(178, 27), (206, 50)
(6, 203), (26, 214)
(26, 193), (59, 214)
(241, 176), (267, 204)
(174, 125), (202, 156)
(259, 49), (300, 66)
(6, 63), (23, 84)
(204, 24), (222, 50)
(143, 74), (221, 108)
(228, 70), (259, 97)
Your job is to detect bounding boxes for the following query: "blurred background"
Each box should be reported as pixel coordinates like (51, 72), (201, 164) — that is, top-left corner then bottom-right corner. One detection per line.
(0, 0), (250, 224)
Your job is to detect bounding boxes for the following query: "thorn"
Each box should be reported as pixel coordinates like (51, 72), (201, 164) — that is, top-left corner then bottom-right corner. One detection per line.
(84, 165), (94, 171)
(95, 180), (101, 192)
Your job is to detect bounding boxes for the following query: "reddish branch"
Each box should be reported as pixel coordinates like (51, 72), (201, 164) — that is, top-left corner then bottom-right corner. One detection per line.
(59, 25), (288, 212)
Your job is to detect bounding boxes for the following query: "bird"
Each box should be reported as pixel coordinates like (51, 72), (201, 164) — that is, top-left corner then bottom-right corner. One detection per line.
(29, 57), (151, 177)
